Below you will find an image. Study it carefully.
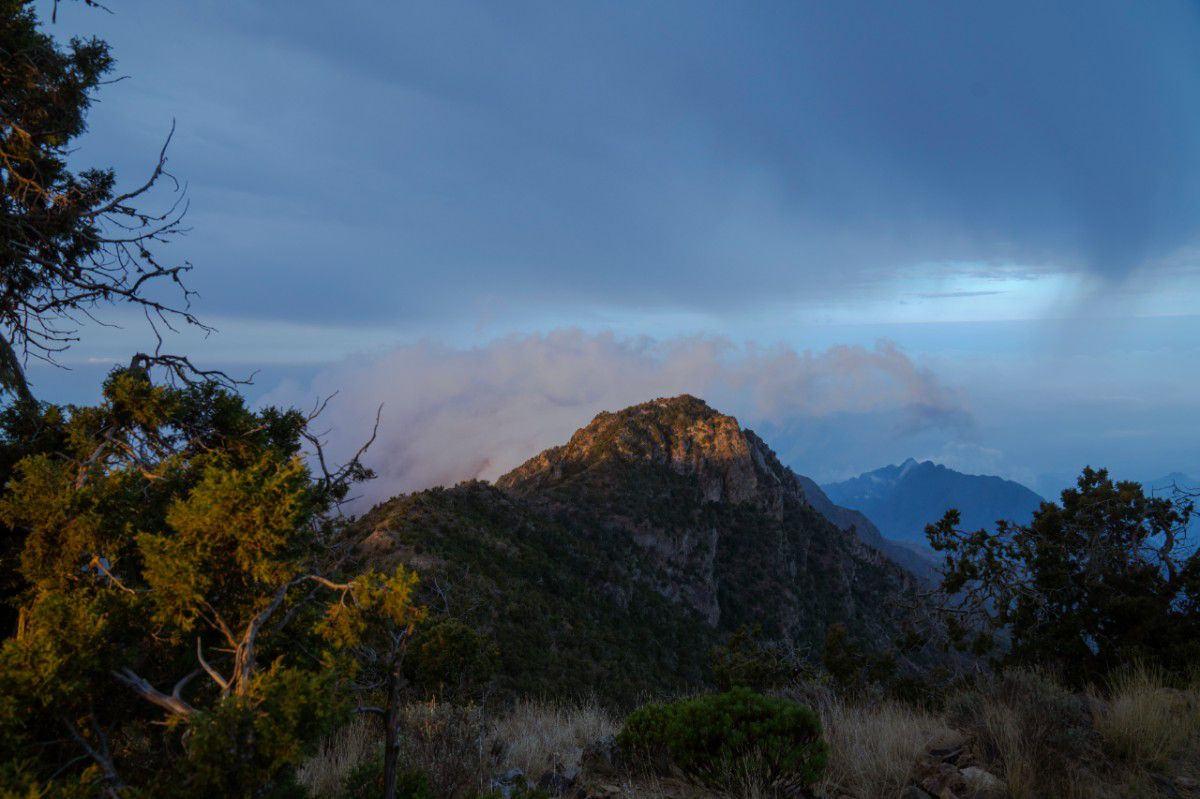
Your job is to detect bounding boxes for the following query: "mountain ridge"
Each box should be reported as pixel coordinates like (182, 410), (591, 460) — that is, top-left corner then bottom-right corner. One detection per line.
(824, 458), (1044, 549)
(498, 396), (927, 573)
(357, 395), (927, 697)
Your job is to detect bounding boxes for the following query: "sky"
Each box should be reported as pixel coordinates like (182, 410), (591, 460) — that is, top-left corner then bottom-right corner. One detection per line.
(29, 0), (1200, 501)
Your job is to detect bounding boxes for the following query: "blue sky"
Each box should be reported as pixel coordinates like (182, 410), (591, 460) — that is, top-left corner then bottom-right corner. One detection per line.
(30, 0), (1200, 499)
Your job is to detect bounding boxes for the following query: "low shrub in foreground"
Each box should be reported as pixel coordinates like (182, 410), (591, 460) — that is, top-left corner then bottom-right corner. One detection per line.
(617, 687), (827, 794)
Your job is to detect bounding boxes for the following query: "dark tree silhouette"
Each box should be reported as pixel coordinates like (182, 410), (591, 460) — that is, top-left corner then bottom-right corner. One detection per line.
(928, 467), (1200, 684)
(1, 0), (219, 401)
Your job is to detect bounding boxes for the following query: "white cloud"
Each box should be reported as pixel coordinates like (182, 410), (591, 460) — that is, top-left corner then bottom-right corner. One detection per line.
(265, 329), (969, 507)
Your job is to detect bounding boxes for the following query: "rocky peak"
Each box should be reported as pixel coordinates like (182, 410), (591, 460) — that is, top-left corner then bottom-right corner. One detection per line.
(486, 394), (925, 647)
(498, 394), (779, 503)
(496, 396), (933, 576)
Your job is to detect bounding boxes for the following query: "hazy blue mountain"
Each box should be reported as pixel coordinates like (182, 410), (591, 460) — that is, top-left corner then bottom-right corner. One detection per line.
(823, 459), (1045, 549)
(1145, 472), (1200, 497)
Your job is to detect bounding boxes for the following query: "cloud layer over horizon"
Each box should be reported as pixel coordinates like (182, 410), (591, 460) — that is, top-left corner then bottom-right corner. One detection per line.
(268, 330), (969, 506)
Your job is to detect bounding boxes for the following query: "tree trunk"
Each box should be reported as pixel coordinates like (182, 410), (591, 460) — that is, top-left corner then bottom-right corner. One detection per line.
(0, 331), (33, 404)
(382, 654), (402, 799)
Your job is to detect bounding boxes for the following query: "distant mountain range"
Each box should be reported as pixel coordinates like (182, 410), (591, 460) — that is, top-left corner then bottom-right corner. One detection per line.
(823, 458), (1045, 550)
(1146, 472), (1200, 497)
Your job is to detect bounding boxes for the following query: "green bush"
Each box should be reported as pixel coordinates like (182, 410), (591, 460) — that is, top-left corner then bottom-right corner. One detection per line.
(617, 688), (827, 793)
(405, 616), (499, 698)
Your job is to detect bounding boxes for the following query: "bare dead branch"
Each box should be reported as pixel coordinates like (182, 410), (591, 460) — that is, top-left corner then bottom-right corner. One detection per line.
(112, 668), (196, 717)
(60, 714), (124, 797)
(195, 638), (230, 692)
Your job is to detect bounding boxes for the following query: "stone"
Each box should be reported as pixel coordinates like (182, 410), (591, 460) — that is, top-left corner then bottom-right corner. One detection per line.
(537, 762), (580, 796)
(901, 786), (938, 799)
(580, 734), (620, 775)
(928, 745), (964, 765)
(917, 761), (966, 798)
(959, 766), (1006, 798)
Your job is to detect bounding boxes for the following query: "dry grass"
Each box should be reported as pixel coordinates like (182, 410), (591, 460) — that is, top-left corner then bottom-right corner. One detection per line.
(487, 698), (618, 778)
(297, 673), (1200, 799)
(974, 694), (1046, 798)
(297, 703), (487, 799)
(299, 699), (616, 799)
(398, 701), (488, 798)
(296, 717), (376, 798)
(945, 669), (1101, 799)
(1091, 666), (1200, 769)
(818, 696), (956, 799)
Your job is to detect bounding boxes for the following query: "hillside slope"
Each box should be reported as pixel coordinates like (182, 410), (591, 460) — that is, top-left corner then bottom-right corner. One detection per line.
(355, 396), (923, 699)
(790, 473), (935, 577)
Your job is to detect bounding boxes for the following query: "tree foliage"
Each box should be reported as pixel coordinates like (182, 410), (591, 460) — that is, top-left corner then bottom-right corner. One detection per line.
(0, 368), (421, 797)
(1, 0), (217, 400)
(710, 625), (796, 692)
(0, 5), (432, 796)
(928, 467), (1200, 684)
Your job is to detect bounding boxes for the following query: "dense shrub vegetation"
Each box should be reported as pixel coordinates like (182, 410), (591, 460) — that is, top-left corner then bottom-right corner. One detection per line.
(711, 625), (798, 691)
(0, 369), (425, 797)
(357, 483), (714, 701)
(618, 688), (828, 794)
(929, 467), (1200, 683)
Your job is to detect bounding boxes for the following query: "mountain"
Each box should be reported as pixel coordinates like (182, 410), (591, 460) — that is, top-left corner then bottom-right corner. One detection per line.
(789, 473), (935, 577)
(823, 458), (1045, 549)
(1145, 472), (1200, 496)
(354, 395), (923, 699)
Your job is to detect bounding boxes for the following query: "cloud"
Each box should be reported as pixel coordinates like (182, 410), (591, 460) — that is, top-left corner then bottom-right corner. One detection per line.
(55, 0), (1200, 330)
(265, 330), (969, 506)
(915, 291), (1005, 300)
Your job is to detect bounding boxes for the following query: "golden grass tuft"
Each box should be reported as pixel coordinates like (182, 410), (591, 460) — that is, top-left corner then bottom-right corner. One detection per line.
(295, 717), (376, 799)
(486, 698), (618, 778)
(818, 696), (957, 799)
(1091, 666), (1200, 769)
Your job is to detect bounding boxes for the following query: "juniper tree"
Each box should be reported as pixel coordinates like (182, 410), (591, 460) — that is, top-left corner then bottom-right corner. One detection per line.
(0, 367), (421, 797)
(928, 467), (1200, 684)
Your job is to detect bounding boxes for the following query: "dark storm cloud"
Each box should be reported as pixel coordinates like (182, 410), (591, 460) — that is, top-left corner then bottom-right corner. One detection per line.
(50, 0), (1200, 325)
